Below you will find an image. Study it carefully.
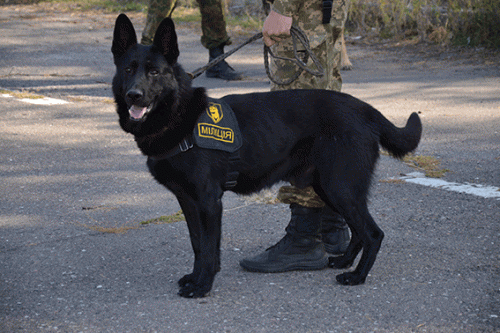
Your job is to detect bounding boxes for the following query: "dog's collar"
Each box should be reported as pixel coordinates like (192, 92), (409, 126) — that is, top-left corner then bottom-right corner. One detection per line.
(149, 135), (194, 161)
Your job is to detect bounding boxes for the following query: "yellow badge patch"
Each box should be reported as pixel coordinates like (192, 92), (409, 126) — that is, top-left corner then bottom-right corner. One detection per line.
(197, 101), (234, 143)
(194, 98), (242, 153)
(198, 123), (234, 143)
(207, 103), (223, 123)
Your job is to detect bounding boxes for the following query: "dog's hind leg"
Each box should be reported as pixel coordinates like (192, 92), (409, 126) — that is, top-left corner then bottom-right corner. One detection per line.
(175, 190), (223, 298)
(334, 205), (384, 285)
(313, 174), (383, 285)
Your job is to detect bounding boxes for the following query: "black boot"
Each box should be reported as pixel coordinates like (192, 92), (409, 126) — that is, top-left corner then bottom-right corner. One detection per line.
(206, 45), (243, 81)
(321, 206), (350, 255)
(239, 204), (328, 273)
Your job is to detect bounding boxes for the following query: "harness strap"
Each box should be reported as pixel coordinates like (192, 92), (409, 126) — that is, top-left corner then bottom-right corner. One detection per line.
(149, 135), (194, 161)
(224, 151), (240, 190)
(149, 135), (240, 190)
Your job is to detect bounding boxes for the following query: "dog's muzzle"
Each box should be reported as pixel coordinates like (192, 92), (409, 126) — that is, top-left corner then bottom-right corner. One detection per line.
(128, 104), (153, 121)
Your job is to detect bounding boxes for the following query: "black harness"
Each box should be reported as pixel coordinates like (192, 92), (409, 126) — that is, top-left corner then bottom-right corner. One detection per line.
(150, 98), (242, 190)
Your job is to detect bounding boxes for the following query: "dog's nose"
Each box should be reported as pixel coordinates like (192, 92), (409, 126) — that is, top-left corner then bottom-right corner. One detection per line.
(126, 89), (143, 104)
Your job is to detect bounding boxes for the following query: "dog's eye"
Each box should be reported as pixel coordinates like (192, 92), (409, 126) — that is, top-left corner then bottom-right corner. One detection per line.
(149, 69), (159, 76)
(124, 67), (132, 74)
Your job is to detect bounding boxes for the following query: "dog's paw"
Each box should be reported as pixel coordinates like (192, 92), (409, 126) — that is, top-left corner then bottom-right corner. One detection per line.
(336, 272), (366, 286)
(178, 274), (195, 288)
(328, 256), (353, 269)
(178, 282), (211, 298)
(177, 274), (212, 298)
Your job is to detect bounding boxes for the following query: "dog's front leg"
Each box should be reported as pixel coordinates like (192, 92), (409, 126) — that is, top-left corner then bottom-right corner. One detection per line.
(176, 192), (223, 298)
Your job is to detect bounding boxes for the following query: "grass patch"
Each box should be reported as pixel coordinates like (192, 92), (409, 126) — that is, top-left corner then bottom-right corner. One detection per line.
(81, 209), (184, 235)
(33, 0), (500, 48)
(348, 0), (500, 49)
(226, 13), (263, 32)
(171, 7), (201, 23)
(41, 0), (147, 13)
(403, 154), (449, 178)
(449, 0), (500, 48)
(171, 7), (262, 32)
(1, 89), (44, 100)
(140, 210), (185, 225)
(67, 96), (85, 102)
(38, 1), (263, 32)
(90, 226), (139, 234)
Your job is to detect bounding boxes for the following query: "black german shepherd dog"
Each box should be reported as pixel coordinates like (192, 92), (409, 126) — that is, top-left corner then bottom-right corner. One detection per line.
(112, 14), (422, 298)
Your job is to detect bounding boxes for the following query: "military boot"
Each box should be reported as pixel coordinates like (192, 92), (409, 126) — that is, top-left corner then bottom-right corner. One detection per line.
(321, 206), (350, 255)
(206, 45), (243, 81)
(239, 204), (328, 273)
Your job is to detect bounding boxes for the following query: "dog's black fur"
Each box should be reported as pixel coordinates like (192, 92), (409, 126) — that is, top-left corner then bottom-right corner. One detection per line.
(112, 14), (422, 298)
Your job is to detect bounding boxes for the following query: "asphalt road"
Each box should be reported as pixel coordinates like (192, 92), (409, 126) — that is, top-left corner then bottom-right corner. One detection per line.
(1, 5), (499, 333)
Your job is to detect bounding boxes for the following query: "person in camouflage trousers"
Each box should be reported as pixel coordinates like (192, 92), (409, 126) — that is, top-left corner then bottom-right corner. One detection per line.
(240, 0), (350, 273)
(268, 0), (346, 91)
(142, 0), (242, 80)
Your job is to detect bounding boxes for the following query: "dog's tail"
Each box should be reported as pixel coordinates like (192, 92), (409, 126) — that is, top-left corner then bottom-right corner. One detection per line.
(378, 112), (422, 158)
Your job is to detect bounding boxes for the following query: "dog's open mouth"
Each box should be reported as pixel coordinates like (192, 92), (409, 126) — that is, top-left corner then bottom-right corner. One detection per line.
(129, 104), (153, 121)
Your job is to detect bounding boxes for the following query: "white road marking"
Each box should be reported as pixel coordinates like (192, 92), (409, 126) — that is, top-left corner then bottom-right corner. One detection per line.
(19, 97), (69, 105)
(399, 172), (500, 200)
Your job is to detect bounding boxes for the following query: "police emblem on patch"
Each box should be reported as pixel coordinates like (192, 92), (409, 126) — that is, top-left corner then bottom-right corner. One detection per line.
(194, 98), (242, 153)
(207, 103), (223, 123)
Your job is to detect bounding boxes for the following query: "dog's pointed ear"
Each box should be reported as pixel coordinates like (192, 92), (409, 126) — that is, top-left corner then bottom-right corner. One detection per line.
(153, 17), (180, 65)
(112, 14), (138, 60)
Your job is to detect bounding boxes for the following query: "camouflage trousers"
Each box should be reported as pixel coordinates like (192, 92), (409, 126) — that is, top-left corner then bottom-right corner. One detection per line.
(271, 0), (347, 207)
(269, 0), (346, 91)
(142, 0), (231, 49)
(269, 29), (343, 91)
(277, 186), (326, 208)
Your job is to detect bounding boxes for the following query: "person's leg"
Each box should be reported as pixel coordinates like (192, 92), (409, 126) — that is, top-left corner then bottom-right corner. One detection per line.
(239, 199), (328, 273)
(239, 186), (349, 272)
(196, 0), (242, 80)
(321, 205), (350, 255)
(141, 0), (177, 45)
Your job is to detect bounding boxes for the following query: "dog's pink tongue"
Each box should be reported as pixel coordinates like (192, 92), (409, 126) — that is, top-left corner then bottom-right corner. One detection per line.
(129, 105), (147, 119)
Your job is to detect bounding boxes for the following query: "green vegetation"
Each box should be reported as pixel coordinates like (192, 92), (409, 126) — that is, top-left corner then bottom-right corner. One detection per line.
(27, 0), (500, 48)
(0, 89), (44, 99)
(349, 0), (500, 48)
(448, 0), (500, 48)
(403, 154), (449, 178)
(90, 225), (139, 233)
(380, 151), (449, 178)
(41, 0), (147, 12)
(38, 0), (263, 30)
(140, 210), (185, 225)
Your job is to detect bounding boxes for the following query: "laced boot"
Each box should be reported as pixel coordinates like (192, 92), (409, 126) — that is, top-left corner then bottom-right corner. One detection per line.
(206, 45), (243, 81)
(321, 206), (350, 255)
(239, 204), (328, 273)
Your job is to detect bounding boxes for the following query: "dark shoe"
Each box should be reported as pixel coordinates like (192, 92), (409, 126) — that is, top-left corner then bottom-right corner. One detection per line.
(206, 46), (243, 81)
(240, 204), (328, 273)
(321, 206), (350, 255)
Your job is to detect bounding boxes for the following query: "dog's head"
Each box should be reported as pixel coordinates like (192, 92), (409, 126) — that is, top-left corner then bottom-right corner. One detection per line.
(111, 14), (185, 135)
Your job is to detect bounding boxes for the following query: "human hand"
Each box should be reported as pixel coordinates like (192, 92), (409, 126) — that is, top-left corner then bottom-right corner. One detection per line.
(262, 10), (293, 47)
